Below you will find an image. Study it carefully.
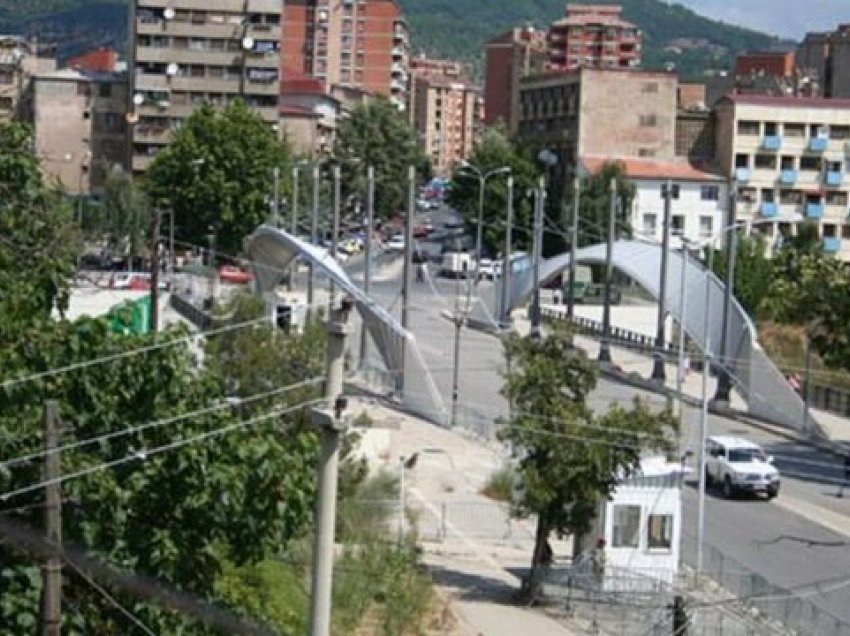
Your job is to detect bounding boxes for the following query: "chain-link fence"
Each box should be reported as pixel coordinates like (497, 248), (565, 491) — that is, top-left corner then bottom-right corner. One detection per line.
(406, 500), (533, 543)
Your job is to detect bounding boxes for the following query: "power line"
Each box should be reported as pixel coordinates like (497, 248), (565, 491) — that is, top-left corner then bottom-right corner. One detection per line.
(0, 399), (324, 502)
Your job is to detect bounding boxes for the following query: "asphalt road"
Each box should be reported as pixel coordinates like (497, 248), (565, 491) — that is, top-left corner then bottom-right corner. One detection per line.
(356, 206), (850, 628)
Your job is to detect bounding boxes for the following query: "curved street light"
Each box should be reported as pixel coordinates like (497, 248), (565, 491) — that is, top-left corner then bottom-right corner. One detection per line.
(456, 160), (511, 280)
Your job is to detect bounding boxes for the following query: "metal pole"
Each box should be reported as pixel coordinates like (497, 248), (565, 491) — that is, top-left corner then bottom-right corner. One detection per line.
(567, 176), (580, 319)
(40, 400), (62, 636)
(475, 175), (485, 281)
(289, 166), (299, 291)
(500, 175), (514, 328)
(359, 166), (375, 370)
(308, 302), (351, 636)
(150, 210), (161, 333)
(652, 179), (673, 380)
(307, 164), (319, 317)
(677, 245), (689, 454)
(329, 164), (341, 309)
(713, 186), (737, 404)
(529, 176), (545, 340)
(599, 178), (617, 363)
(273, 165), (280, 227)
(399, 166), (415, 393)
(168, 210), (175, 290)
(696, 244), (714, 576)
(451, 300), (463, 428)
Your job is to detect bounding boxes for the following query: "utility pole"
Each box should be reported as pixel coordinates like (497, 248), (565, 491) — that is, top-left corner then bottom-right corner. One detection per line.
(308, 300), (352, 636)
(289, 165), (299, 291)
(307, 164), (320, 318)
(206, 229), (217, 312)
(713, 184), (737, 405)
(567, 175), (580, 319)
(652, 179), (673, 380)
(451, 274), (473, 428)
(676, 245), (689, 455)
(359, 166), (375, 369)
(329, 164), (341, 310)
(598, 178), (617, 363)
(150, 210), (161, 333)
(499, 175), (514, 328)
(40, 400), (62, 636)
(529, 176), (545, 340)
(399, 165), (415, 392)
(272, 165), (280, 227)
(168, 210), (175, 291)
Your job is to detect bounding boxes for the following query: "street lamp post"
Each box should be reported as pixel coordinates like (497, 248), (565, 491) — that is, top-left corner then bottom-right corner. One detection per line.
(651, 179), (674, 381)
(598, 178), (617, 363)
(499, 175), (514, 328)
(713, 184), (739, 406)
(529, 177), (545, 340)
(457, 161), (511, 280)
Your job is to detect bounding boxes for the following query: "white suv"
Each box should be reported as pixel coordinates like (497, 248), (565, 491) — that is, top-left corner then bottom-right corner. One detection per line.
(705, 436), (780, 499)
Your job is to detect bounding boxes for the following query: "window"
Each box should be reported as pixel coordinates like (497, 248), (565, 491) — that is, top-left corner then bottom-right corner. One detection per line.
(737, 120), (759, 136)
(761, 189), (775, 203)
(823, 223), (837, 238)
(827, 191), (848, 206)
(611, 505), (641, 548)
(98, 83), (112, 98)
(800, 155), (822, 171)
(76, 82), (90, 96)
(842, 225), (850, 240)
(784, 123), (805, 138)
(638, 148), (655, 158)
(780, 189), (802, 205)
(0, 70), (13, 85)
(642, 213), (657, 234)
(647, 514), (673, 550)
(671, 215), (685, 236)
(699, 216), (713, 238)
(754, 154), (776, 169)
(830, 125), (850, 140)
(661, 184), (680, 199)
(738, 187), (757, 203)
(780, 156), (795, 170)
(735, 154), (749, 169)
(764, 122), (778, 136)
(639, 114), (657, 127)
(700, 185), (719, 201)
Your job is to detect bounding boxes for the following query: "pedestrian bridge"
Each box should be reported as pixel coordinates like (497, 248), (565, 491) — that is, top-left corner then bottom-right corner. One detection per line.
(480, 240), (821, 436)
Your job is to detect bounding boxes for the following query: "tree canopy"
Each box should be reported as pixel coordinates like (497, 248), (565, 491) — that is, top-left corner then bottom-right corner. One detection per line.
(334, 97), (429, 220)
(498, 328), (676, 599)
(145, 100), (291, 256)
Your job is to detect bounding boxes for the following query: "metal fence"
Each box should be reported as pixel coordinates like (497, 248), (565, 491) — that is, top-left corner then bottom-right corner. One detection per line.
(406, 500), (532, 543)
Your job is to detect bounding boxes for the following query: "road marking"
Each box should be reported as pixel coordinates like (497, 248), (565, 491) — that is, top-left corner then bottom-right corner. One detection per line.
(773, 494), (850, 539)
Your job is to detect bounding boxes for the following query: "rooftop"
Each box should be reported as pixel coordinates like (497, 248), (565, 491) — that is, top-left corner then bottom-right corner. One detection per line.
(580, 155), (724, 182)
(723, 94), (850, 109)
(281, 68), (327, 96)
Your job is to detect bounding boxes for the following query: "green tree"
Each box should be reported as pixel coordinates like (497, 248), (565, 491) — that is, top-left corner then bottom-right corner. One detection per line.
(498, 328), (676, 600)
(446, 126), (538, 256)
(707, 232), (775, 319)
(101, 166), (150, 268)
(574, 161), (636, 248)
(145, 100), (291, 255)
(335, 97), (429, 220)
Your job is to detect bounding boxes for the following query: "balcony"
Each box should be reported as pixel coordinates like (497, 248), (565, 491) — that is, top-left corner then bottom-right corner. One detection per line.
(825, 171), (843, 187)
(762, 135), (782, 151)
(780, 169), (797, 185)
(735, 167), (751, 182)
(806, 202), (824, 219)
(760, 202), (778, 217)
(808, 137), (828, 152)
(823, 237), (841, 253)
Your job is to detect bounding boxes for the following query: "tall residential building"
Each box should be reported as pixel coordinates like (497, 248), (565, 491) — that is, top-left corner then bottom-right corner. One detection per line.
(411, 62), (478, 176)
(483, 26), (547, 129)
(797, 25), (850, 98)
(31, 68), (127, 195)
(516, 68), (678, 175)
(0, 36), (56, 121)
(128, 0), (283, 174)
(547, 4), (641, 72)
(714, 95), (850, 259)
(280, 0), (409, 111)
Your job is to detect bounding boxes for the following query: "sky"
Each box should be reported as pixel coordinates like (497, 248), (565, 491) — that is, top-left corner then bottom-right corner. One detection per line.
(670, 0), (849, 39)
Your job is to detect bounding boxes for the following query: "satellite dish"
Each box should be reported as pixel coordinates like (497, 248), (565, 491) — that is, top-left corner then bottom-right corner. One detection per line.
(242, 36), (255, 51)
(166, 62), (179, 76)
(125, 112), (139, 124)
(163, 7), (175, 20)
(133, 93), (145, 106)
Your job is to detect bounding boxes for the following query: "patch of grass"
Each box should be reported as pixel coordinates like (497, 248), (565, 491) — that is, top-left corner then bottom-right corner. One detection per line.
(481, 465), (515, 503)
(759, 322), (850, 390)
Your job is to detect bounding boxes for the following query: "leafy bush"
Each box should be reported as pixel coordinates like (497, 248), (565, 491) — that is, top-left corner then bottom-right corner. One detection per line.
(481, 465), (515, 502)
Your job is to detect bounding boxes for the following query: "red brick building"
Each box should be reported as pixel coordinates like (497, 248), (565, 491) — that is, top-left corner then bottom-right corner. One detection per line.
(734, 51), (795, 78)
(67, 47), (119, 73)
(483, 26), (547, 128)
(548, 4), (641, 71)
(281, 0), (408, 110)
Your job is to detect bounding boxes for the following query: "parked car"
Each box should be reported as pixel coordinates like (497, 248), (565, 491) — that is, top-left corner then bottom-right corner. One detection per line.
(705, 436), (780, 499)
(219, 266), (253, 284)
(413, 225), (432, 238)
(477, 258), (496, 280)
(339, 238), (361, 255)
(386, 234), (406, 252)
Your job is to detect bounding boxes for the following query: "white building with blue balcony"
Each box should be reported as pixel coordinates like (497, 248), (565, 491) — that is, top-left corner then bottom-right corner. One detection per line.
(715, 94), (850, 259)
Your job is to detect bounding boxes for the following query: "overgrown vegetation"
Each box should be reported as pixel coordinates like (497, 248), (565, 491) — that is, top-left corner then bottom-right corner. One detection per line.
(481, 465), (516, 502)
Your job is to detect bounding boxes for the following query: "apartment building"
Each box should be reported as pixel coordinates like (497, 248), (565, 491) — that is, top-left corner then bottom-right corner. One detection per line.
(714, 95), (850, 258)
(279, 69), (339, 157)
(798, 25), (850, 98)
(581, 156), (727, 249)
(280, 0), (409, 110)
(517, 68), (677, 175)
(31, 69), (128, 195)
(483, 26), (547, 129)
(0, 36), (56, 121)
(128, 0), (283, 174)
(547, 4), (641, 72)
(412, 74), (478, 176)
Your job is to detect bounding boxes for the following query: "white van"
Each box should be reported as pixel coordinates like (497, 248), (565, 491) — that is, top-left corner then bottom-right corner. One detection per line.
(441, 252), (474, 278)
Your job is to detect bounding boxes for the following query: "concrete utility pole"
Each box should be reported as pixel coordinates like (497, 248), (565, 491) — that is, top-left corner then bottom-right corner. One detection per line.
(652, 179), (673, 381)
(308, 164), (320, 318)
(359, 166), (375, 370)
(289, 165), (300, 291)
(40, 400), (62, 636)
(206, 230), (217, 312)
(676, 244), (689, 453)
(150, 210), (161, 333)
(500, 175), (514, 328)
(308, 300), (352, 636)
(451, 274), (473, 428)
(329, 164), (341, 309)
(167, 210), (175, 291)
(713, 186), (738, 405)
(272, 165), (280, 227)
(567, 175), (580, 319)
(599, 178), (617, 363)
(399, 165), (415, 392)
(529, 176), (545, 340)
